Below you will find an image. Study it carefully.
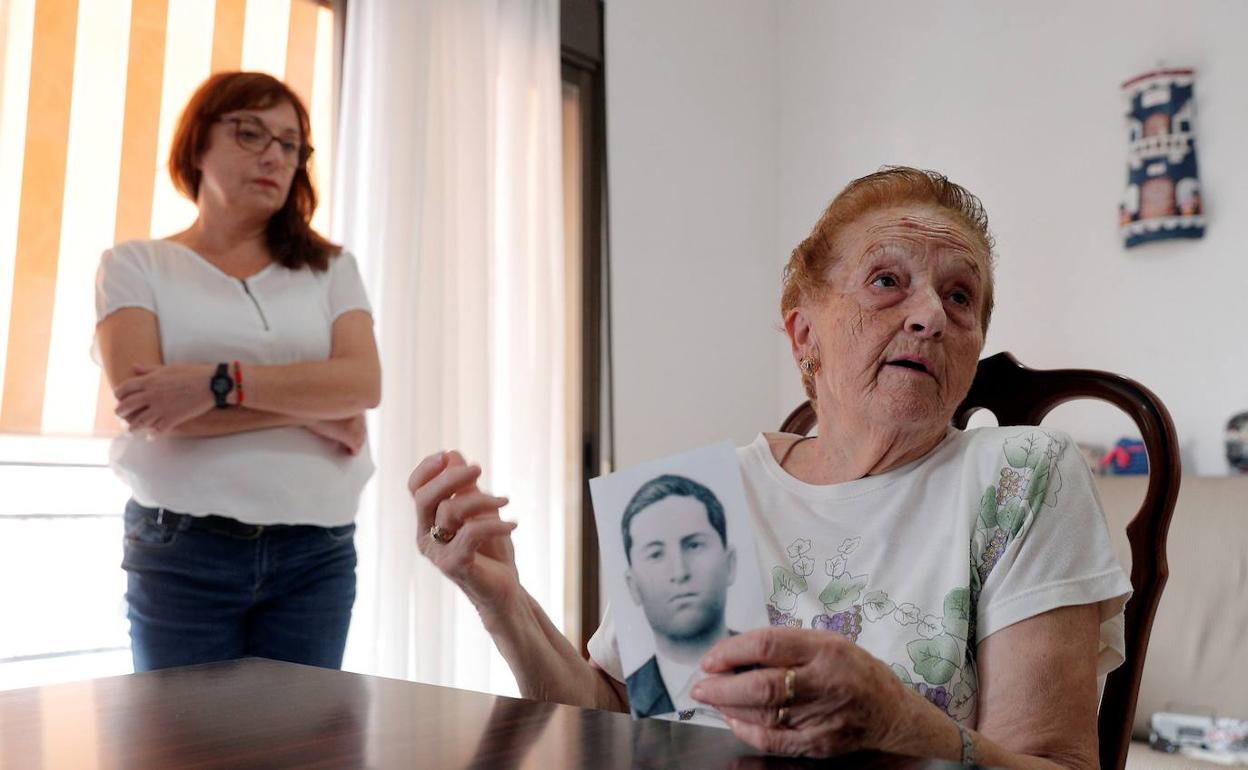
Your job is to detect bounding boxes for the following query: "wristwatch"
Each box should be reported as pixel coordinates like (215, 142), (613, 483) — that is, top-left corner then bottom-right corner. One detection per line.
(210, 362), (234, 409)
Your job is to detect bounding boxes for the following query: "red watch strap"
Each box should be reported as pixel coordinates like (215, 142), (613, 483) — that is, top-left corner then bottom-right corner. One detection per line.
(232, 360), (245, 406)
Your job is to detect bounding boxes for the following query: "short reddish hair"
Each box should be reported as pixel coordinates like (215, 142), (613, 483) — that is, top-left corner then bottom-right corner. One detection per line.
(782, 167), (996, 399)
(168, 71), (339, 271)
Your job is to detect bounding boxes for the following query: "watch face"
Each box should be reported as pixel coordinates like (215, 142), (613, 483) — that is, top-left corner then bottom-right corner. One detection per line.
(211, 377), (232, 395)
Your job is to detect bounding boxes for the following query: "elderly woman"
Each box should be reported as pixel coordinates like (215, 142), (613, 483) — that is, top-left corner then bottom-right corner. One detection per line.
(410, 167), (1129, 769)
(95, 72), (379, 671)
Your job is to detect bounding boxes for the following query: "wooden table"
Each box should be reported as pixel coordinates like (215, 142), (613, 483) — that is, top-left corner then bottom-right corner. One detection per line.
(0, 658), (983, 769)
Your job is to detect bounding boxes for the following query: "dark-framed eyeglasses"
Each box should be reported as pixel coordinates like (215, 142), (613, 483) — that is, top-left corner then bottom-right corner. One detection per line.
(217, 116), (313, 168)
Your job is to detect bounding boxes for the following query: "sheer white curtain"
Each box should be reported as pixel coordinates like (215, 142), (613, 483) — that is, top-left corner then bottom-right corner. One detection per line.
(332, 0), (566, 695)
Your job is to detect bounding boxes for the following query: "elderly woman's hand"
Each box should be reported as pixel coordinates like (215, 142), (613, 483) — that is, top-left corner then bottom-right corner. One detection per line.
(114, 363), (216, 433)
(410, 451), (520, 620)
(691, 627), (909, 758)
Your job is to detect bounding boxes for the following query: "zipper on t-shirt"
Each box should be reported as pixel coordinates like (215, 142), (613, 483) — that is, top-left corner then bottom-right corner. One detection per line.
(239, 279), (270, 331)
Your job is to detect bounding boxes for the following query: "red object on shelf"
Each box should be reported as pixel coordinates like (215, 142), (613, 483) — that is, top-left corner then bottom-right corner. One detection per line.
(1102, 439), (1149, 475)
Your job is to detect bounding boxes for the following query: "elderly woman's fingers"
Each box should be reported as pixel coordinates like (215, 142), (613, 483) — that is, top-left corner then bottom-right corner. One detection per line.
(718, 703), (801, 728)
(412, 464), (482, 525)
(430, 517), (517, 575)
(408, 452), (448, 496)
(446, 449), (484, 491)
(434, 491), (510, 532)
(700, 627), (813, 673)
(443, 451), (484, 494)
(724, 717), (806, 758)
(692, 666), (806, 709)
(448, 517), (517, 556)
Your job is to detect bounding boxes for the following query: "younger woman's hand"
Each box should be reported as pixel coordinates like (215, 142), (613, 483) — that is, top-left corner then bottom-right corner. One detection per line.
(307, 414), (368, 454)
(114, 363), (215, 433)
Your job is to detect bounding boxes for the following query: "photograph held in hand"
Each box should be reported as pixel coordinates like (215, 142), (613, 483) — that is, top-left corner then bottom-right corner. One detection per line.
(590, 443), (768, 725)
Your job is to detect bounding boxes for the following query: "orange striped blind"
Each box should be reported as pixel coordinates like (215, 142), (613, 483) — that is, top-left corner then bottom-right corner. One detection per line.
(1, 0), (79, 435)
(211, 0), (246, 73)
(0, 0), (337, 437)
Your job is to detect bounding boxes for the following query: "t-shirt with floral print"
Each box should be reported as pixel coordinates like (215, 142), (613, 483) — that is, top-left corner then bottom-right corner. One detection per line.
(588, 426), (1133, 728)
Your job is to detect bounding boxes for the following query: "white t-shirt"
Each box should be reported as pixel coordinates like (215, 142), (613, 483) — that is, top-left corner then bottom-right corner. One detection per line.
(94, 239), (375, 526)
(656, 653), (718, 723)
(589, 426), (1132, 728)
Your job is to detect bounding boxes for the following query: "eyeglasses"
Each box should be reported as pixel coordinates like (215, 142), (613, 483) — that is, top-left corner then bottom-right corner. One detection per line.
(218, 116), (313, 167)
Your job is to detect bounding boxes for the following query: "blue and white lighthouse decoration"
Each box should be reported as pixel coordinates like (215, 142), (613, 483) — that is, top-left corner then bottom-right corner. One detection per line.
(1120, 68), (1204, 248)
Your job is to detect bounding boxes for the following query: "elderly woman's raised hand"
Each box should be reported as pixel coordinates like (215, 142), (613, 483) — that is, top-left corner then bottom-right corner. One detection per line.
(691, 627), (910, 757)
(410, 451), (519, 617)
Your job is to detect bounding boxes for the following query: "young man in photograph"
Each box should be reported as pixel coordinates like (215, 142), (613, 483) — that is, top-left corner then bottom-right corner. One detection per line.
(621, 474), (737, 721)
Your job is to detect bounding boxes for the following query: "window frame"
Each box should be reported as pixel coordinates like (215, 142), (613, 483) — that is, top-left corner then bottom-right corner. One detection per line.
(560, 0), (610, 655)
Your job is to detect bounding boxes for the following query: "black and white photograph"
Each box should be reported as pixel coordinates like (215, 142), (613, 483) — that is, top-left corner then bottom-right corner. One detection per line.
(589, 443), (767, 722)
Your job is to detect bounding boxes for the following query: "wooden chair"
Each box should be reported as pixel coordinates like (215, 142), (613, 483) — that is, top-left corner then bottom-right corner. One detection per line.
(779, 351), (1181, 770)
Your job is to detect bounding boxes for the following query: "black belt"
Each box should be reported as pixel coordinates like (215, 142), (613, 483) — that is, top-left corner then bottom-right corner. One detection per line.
(155, 508), (287, 539)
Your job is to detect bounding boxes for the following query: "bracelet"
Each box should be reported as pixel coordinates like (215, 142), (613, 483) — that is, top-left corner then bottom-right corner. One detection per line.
(232, 360), (245, 406)
(956, 722), (976, 765)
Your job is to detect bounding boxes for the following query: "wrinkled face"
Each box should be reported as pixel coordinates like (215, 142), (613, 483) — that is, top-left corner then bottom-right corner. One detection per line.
(795, 205), (988, 429)
(625, 496), (736, 643)
(196, 100), (301, 217)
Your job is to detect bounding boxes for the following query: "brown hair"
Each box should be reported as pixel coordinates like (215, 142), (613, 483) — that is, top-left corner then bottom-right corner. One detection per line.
(168, 71), (339, 271)
(781, 166), (996, 399)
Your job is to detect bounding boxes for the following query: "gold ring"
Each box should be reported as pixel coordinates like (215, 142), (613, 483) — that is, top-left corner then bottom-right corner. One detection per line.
(429, 524), (455, 543)
(783, 667), (797, 704)
(776, 706), (790, 727)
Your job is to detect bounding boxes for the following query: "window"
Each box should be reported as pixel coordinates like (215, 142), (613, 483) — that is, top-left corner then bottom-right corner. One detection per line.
(559, 0), (610, 654)
(0, 0), (339, 690)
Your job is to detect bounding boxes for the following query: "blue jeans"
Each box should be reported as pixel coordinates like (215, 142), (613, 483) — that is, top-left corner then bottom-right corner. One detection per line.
(121, 499), (357, 672)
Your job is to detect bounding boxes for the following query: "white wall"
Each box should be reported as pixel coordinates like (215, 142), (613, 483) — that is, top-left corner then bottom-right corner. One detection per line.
(607, 0), (1245, 474)
(775, 0), (1247, 475)
(605, 1), (781, 466)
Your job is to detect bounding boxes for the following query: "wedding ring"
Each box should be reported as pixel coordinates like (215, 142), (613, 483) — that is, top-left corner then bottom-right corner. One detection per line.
(429, 524), (455, 543)
(783, 667), (797, 704)
(777, 706), (790, 727)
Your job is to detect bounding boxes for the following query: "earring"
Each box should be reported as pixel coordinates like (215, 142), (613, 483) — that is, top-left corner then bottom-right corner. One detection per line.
(799, 355), (819, 376)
